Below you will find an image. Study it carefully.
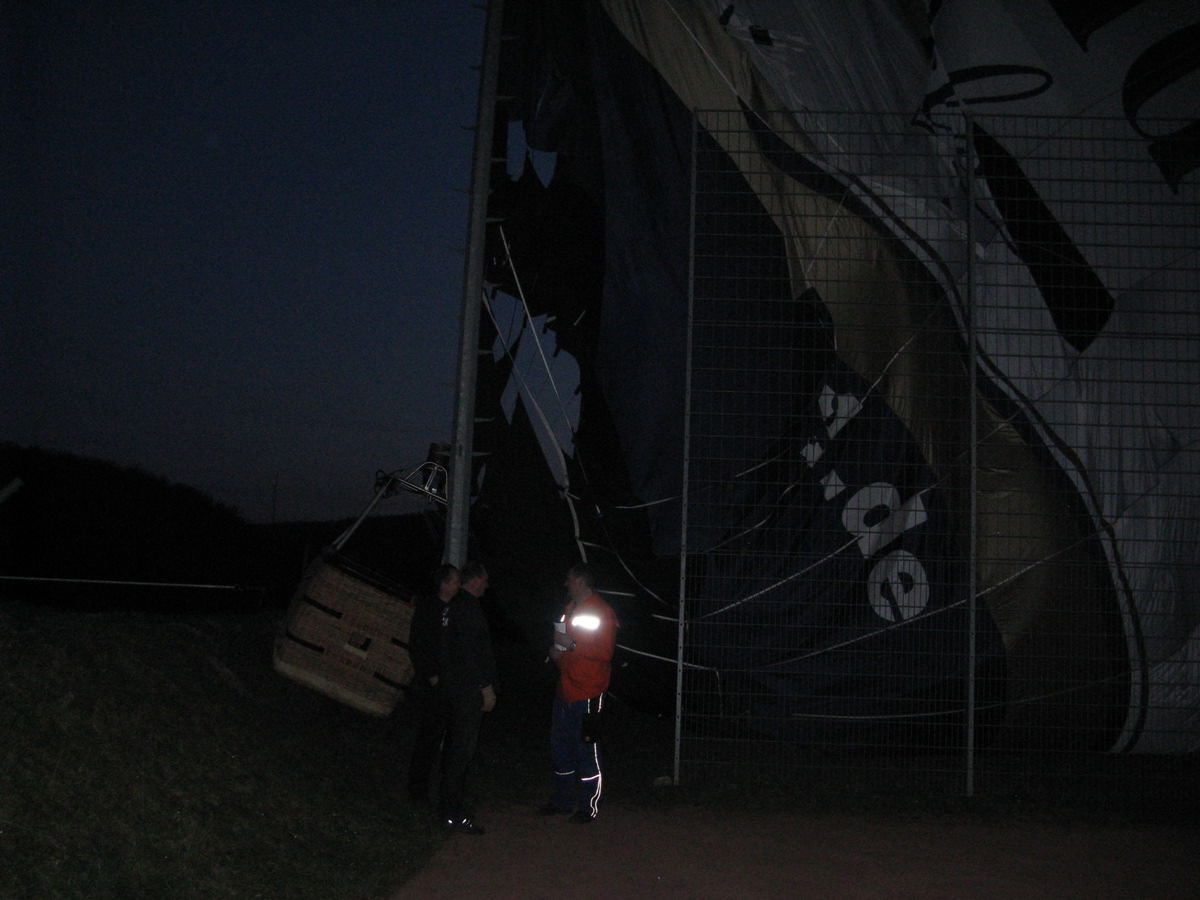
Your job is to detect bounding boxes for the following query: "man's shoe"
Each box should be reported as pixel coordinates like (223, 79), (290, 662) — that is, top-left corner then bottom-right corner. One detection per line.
(569, 811), (595, 824)
(441, 816), (486, 835)
(536, 802), (571, 816)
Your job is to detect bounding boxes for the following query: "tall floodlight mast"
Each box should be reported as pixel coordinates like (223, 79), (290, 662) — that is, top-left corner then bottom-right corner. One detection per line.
(445, 0), (504, 565)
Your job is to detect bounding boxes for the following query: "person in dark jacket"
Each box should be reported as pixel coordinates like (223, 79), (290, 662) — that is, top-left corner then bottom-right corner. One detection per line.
(406, 563), (459, 811)
(435, 560), (497, 834)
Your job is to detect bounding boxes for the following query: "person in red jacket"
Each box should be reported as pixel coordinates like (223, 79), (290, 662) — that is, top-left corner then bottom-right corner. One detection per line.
(538, 563), (618, 823)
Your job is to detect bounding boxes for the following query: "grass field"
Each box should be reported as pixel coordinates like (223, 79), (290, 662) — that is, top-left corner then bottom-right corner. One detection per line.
(4, 592), (1196, 899)
(1, 598), (451, 900)
(0, 592), (676, 900)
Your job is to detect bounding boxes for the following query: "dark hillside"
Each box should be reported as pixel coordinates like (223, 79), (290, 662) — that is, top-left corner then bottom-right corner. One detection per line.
(0, 444), (441, 610)
(1, 444), (249, 594)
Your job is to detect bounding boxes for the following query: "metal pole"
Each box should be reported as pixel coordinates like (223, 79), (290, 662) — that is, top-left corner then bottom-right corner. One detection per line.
(445, 0), (504, 566)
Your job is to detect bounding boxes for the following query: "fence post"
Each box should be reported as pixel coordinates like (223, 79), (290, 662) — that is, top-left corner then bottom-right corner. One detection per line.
(673, 108), (702, 787)
(965, 122), (979, 798)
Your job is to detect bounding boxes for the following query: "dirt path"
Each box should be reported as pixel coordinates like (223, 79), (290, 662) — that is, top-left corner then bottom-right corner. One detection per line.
(391, 802), (1197, 898)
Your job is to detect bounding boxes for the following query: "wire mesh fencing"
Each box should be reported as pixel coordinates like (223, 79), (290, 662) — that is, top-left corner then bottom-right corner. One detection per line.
(677, 108), (1199, 796)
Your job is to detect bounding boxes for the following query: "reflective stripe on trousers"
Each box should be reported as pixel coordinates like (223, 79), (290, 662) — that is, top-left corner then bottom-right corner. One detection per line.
(550, 692), (603, 815)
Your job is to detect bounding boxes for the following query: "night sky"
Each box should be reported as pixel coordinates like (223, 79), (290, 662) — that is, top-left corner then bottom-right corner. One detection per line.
(3, 3), (487, 522)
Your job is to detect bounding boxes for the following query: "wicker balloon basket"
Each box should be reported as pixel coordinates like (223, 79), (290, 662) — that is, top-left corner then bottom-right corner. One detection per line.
(273, 555), (416, 716)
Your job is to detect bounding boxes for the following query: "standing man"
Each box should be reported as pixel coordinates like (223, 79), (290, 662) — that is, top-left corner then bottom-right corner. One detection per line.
(406, 563), (459, 812)
(539, 563), (618, 823)
(436, 560), (497, 835)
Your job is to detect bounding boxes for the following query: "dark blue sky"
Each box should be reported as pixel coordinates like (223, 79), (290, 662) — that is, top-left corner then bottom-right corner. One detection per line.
(2, 3), (486, 522)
